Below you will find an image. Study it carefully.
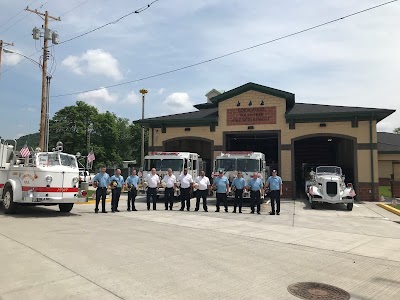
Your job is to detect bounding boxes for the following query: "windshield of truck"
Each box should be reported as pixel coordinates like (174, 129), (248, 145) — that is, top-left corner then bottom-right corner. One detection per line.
(37, 153), (78, 167)
(237, 159), (259, 172)
(60, 154), (78, 168)
(216, 159), (236, 172)
(144, 159), (183, 171)
(316, 166), (342, 175)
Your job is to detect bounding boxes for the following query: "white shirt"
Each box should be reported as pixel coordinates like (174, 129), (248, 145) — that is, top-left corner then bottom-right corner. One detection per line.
(162, 174), (176, 188)
(146, 173), (160, 188)
(196, 176), (210, 190)
(179, 173), (193, 188)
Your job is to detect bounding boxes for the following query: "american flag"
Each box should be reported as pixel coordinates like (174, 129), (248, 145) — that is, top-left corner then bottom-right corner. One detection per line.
(20, 144), (31, 158)
(87, 151), (95, 163)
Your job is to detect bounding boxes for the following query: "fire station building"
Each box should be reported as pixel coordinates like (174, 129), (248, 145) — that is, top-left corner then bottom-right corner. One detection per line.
(137, 82), (399, 201)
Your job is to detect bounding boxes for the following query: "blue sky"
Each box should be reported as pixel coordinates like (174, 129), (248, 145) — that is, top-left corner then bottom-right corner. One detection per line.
(0, 0), (399, 139)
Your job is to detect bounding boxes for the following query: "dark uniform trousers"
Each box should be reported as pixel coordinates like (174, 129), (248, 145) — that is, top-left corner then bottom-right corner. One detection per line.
(147, 187), (157, 210)
(270, 190), (281, 213)
(164, 187), (174, 209)
(196, 189), (208, 211)
(180, 188), (191, 210)
(250, 190), (261, 213)
(127, 188), (137, 210)
(216, 193), (228, 211)
(111, 187), (122, 211)
(234, 189), (244, 211)
(95, 187), (107, 212)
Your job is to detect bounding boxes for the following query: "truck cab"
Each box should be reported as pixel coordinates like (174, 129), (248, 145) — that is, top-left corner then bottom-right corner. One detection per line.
(0, 140), (87, 214)
(213, 151), (268, 198)
(141, 152), (202, 196)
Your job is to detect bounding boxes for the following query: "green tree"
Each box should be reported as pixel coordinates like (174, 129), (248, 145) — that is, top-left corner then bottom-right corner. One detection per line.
(48, 101), (144, 169)
(394, 128), (400, 134)
(49, 101), (98, 155)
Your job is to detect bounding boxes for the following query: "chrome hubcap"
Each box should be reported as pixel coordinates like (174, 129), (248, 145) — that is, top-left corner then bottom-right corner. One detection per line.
(3, 191), (11, 209)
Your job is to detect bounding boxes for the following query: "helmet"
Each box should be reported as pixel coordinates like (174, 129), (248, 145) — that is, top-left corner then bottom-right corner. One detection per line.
(193, 183), (199, 191)
(127, 184), (133, 190)
(176, 181), (181, 187)
(161, 181), (167, 188)
(112, 180), (118, 187)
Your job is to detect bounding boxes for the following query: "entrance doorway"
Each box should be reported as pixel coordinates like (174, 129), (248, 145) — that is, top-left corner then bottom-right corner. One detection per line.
(163, 137), (213, 177)
(224, 131), (279, 174)
(293, 135), (356, 198)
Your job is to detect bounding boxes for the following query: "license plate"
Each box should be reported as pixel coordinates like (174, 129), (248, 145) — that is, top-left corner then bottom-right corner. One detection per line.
(33, 197), (51, 202)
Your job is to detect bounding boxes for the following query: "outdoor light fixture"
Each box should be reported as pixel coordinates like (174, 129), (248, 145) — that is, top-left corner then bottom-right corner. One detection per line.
(236, 101), (241, 107)
(328, 138), (333, 142)
(260, 100), (265, 106)
(249, 100), (252, 106)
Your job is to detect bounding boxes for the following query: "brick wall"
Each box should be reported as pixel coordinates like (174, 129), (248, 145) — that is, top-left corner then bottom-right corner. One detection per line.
(379, 178), (391, 186)
(282, 181), (294, 199)
(392, 181), (400, 198)
(357, 182), (379, 201)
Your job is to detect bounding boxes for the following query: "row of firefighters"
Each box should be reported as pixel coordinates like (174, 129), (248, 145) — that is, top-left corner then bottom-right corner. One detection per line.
(92, 151), (283, 215)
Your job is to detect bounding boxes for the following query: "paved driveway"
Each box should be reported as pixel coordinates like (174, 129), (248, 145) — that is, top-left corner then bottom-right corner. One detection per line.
(1, 196), (399, 299)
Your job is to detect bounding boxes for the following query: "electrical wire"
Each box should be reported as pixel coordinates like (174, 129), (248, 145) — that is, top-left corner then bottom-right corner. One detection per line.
(58, 0), (160, 45)
(1, 50), (42, 74)
(51, 0), (399, 98)
(0, 0), (39, 30)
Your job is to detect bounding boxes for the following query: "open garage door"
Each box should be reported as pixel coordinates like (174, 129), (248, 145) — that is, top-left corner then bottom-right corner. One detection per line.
(293, 135), (356, 198)
(225, 132), (279, 173)
(164, 138), (213, 177)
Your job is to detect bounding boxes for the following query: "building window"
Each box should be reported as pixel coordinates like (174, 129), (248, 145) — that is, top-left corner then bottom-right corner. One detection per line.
(162, 126), (166, 133)
(289, 122), (295, 130)
(210, 124), (216, 132)
(184, 128), (191, 131)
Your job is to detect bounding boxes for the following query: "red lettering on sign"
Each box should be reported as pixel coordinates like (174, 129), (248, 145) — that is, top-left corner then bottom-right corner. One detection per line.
(227, 107), (277, 126)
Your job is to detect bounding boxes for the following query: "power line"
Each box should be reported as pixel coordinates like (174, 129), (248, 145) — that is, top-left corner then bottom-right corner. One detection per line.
(58, 0), (160, 45)
(0, 0), (39, 30)
(51, 0), (399, 98)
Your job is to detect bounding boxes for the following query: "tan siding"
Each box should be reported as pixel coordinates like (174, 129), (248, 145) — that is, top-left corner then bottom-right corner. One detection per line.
(379, 161), (393, 178)
(358, 149), (379, 182)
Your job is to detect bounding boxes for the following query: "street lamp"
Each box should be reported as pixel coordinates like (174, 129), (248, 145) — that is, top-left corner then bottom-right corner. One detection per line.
(3, 48), (51, 152)
(139, 89), (148, 168)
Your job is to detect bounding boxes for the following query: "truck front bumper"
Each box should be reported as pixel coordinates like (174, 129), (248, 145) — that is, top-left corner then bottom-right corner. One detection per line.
(18, 196), (88, 204)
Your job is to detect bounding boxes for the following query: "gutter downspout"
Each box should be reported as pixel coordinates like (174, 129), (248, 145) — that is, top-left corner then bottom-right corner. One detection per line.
(369, 118), (375, 201)
(151, 127), (154, 151)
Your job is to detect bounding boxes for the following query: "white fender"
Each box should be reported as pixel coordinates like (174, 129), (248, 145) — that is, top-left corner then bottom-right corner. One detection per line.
(4, 179), (23, 201)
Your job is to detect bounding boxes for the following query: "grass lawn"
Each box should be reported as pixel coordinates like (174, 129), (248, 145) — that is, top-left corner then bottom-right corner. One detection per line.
(379, 186), (392, 198)
(389, 204), (400, 210)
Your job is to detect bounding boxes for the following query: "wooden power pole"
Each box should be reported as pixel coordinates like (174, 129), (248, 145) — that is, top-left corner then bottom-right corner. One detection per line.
(25, 8), (60, 151)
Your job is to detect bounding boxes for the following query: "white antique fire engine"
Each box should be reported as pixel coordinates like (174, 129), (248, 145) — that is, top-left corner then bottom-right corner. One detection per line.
(306, 166), (356, 211)
(0, 140), (88, 214)
(140, 152), (202, 197)
(213, 151), (268, 198)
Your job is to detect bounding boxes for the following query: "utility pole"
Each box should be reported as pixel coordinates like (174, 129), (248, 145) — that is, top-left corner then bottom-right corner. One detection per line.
(0, 40), (14, 79)
(25, 7), (60, 151)
(139, 89), (148, 168)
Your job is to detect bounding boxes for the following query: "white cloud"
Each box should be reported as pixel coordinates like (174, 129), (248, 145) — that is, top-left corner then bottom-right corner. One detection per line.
(77, 87), (117, 105)
(158, 88), (165, 95)
(2, 49), (23, 66)
(162, 93), (196, 114)
(62, 49), (123, 81)
(124, 91), (140, 104)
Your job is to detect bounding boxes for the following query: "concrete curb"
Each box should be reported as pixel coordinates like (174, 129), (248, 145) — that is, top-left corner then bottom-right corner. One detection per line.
(376, 203), (400, 216)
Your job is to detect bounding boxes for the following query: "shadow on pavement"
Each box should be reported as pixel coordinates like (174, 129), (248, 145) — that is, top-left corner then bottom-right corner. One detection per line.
(0, 205), (81, 218)
(299, 198), (352, 211)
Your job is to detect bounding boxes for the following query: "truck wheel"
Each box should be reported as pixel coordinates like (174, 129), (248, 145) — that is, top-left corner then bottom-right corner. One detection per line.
(311, 201), (317, 209)
(3, 186), (18, 214)
(347, 203), (353, 211)
(59, 203), (74, 213)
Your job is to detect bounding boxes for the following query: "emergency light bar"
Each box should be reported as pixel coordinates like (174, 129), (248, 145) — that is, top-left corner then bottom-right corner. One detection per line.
(221, 151), (253, 157)
(149, 152), (180, 156)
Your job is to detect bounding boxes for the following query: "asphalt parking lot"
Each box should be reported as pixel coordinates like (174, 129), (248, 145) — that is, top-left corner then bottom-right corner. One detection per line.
(1, 195), (400, 300)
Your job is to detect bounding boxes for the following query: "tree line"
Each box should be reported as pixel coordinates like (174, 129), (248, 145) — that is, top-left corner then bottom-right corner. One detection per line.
(16, 101), (146, 169)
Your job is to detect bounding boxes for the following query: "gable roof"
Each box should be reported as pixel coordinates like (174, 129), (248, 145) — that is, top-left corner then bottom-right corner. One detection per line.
(286, 103), (395, 123)
(377, 132), (400, 154)
(135, 108), (218, 127)
(197, 82), (295, 110)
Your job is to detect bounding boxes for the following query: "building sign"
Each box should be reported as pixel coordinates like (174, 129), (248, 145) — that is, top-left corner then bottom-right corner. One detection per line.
(227, 106), (277, 126)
